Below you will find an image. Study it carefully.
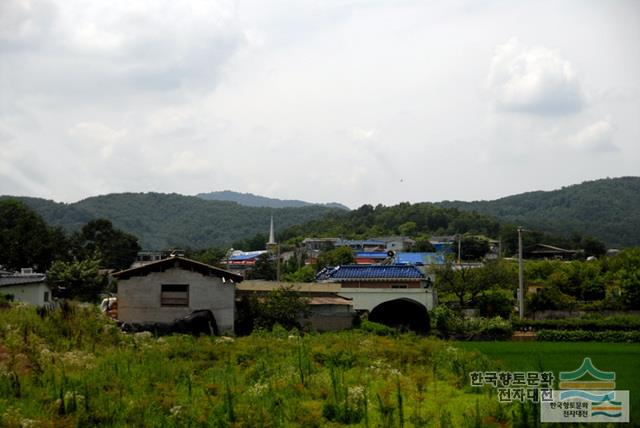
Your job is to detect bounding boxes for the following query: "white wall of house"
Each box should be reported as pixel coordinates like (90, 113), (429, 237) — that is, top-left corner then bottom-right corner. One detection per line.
(338, 287), (436, 312)
(117, 267), (235, 334)
(0, 283), (52, 306)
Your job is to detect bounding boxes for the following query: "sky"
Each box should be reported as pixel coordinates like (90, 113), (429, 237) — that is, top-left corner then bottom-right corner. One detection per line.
(1, 0), (638, 209)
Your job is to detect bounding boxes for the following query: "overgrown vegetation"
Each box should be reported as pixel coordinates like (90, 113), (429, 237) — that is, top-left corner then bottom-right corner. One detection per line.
(0, 303), (524, 427)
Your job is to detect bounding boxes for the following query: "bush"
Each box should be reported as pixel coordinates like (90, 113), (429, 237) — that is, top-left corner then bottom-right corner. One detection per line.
(526, 285), (576, 312)
(432, 305), (456, 338)
(235, 286), (310, 335)
(537, 330), (640, 343)
(513, 316), (640, 332)
(450, 316), (512, 340)
(431, 306), (512, 340)
(476, 290), (514, 319)
(359, 320), (396, 336)
(0, 293), (14, 308)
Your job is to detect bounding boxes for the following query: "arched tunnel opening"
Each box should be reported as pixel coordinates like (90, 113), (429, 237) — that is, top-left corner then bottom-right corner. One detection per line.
(368, 298), (430, 334)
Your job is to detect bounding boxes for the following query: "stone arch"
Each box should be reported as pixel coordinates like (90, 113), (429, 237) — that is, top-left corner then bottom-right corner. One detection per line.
(369, 298), (430, 334)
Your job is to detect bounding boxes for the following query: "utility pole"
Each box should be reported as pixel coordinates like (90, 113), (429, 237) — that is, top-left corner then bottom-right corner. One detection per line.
(518, 226), (525, 319)
(276, 243), (281, 282)
(457, 234), (462, 265)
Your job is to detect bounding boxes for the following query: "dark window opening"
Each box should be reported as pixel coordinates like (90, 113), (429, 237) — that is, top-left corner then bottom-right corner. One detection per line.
(161, 284), (189, 307)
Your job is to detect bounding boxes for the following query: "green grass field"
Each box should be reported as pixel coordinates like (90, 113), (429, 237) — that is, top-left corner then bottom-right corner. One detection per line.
(457, 341), (640, 423)
(2, 303), (638, 426)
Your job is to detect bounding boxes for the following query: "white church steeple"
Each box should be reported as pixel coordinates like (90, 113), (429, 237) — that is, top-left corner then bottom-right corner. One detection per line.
(267, 214), (276, 246)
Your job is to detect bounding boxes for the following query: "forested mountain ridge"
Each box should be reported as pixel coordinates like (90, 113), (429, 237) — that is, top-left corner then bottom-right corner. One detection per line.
(437, 177), (640, 248)
(0, 193), (341, 250)
(196, 190), (349, 210)
(3, 177), (637, 252)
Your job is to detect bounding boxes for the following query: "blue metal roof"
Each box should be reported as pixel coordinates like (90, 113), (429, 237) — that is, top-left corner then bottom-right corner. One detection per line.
(355, 252), (388, 259)
(229, 250), (267, 261)
(343, 239), (386, 246)
(316, 264), (425, 281)
(432, 243), (454, 253)
(395, 252), (445, 265)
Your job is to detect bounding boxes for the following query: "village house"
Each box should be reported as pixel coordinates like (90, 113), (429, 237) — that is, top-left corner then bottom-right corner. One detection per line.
(236, 280), (355, 332)
(316, 264), (435, 334)
(0, 268), (53, 306)
(316, 264), (428, 289)
(113, 256), (243, 335)
(525, 244), (578, 260)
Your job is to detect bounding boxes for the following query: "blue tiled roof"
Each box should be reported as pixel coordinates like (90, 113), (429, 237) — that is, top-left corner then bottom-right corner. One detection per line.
(395, 252), (445, 265)
(316, 265), (425, 281)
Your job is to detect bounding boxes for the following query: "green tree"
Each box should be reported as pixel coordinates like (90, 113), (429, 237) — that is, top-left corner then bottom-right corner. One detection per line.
(47, 254), (109, 302)
(189, 247), (226, 267)
(398, 221), (417, 237)
(74, 219), (140, 271)
(0, 199), (67, 271)
(581, 236), (607, 258)
(435, 260), (515, 307)
(236, 287), (310, 334)
(412, 235), (436, 252)
(459, 235), (490, 261)
(316, 246), (355, 271)
(435, 263), (483, 307)
(247, 253), (277, 280)
(283, 265), (316, 282)
(526, 285), (576, 312)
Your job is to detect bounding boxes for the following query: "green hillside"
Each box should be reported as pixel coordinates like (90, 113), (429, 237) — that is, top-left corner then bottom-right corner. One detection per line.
(197, 190), (349, 210)
(438, 177), (640, 248)
(0, 193), (341, 250)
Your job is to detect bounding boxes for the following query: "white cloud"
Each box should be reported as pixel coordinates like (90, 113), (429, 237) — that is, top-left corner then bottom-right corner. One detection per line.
(165, 150), (213, 175)
(566, 119), (617, 152)
(0, 1), (638, 206)
(0, 0), (57, 47)
(349, 127), (378, 141)
(68, 122), (126, 159)
(487, 38), (585, 115)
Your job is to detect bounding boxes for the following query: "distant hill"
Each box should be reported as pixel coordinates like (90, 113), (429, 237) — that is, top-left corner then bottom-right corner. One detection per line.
(437, 177), (640, 248)
(0, 193), (342, 250)
(3, 177), (637, 251)
(196, 190), (349, 210)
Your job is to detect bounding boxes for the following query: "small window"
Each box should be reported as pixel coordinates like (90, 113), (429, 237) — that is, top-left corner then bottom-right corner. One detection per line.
(44, 291), (50, 302)
(391, 284), (408, 289)
(161, 284), (189, 307)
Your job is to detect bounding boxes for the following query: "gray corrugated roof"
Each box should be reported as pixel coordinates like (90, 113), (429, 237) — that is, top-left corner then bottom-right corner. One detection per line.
(0, 274), (46, 287)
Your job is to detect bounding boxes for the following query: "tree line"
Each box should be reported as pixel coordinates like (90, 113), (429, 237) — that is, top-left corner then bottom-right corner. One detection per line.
(0, 199), (140, 301)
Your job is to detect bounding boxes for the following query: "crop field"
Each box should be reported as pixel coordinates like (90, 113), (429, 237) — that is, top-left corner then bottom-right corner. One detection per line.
(457, 341), (640, 423)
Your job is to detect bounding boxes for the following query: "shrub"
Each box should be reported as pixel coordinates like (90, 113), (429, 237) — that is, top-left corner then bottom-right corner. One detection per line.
(537, 330), (640, 343)
(359, 320), (396, 336)
(476, 289), (514, 319)
(0, 293), (14, 308)
(432, 305), (456, 338)
(513, 316), (640, 332)
(235, 286), (310, 334)
(526, 285), (576, 312)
